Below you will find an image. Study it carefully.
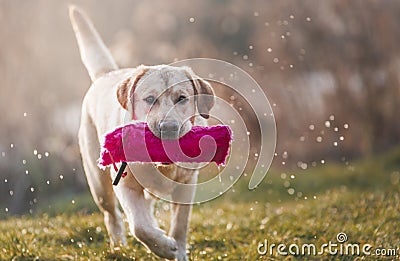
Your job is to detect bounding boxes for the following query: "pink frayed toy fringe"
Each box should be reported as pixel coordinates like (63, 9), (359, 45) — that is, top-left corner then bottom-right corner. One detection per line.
(98, 122), (232, 168)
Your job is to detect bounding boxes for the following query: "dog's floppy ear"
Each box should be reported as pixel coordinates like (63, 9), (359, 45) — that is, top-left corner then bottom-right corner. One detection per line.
(117, 66), (148, 110)
(184, 68), (215, 119)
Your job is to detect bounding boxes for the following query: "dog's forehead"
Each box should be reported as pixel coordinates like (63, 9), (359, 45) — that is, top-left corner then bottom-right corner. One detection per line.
(136, 66), (193, 92)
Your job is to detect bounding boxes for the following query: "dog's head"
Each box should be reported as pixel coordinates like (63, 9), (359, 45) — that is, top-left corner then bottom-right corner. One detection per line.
(117, 65), (214, 139)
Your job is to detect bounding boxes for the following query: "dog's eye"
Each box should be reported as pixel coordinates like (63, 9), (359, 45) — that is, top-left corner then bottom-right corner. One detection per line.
(144, 96), (156, 105)
(175, 95), (188, 104)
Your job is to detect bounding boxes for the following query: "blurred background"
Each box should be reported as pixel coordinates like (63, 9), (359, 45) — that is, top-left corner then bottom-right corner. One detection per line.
(0, 0), (399, 216)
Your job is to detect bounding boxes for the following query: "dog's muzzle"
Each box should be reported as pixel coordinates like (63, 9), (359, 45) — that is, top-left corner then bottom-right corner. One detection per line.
(158, 119), (180, 139)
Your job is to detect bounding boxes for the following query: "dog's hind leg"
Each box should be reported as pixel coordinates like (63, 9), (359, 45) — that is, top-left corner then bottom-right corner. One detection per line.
(78, 113), (126, 248)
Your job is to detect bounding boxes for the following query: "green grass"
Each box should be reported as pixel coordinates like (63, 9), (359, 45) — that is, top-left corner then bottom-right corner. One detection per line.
(1, 148), (399, 260)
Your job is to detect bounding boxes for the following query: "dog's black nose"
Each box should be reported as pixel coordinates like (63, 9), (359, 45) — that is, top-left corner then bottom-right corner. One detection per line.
(159, 120), (180, 139)
(159, 120), (180, 132)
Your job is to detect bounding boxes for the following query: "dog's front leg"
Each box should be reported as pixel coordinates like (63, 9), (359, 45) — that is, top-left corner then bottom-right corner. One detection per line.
(169, 171), (198, 261)
(113, 174), (178, 260)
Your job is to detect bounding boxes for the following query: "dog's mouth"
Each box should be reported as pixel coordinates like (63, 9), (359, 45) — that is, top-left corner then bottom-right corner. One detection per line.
(149, 120), (191, 140)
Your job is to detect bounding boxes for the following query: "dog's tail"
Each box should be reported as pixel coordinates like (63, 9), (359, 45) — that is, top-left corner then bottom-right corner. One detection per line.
(69, 5), (118, 81)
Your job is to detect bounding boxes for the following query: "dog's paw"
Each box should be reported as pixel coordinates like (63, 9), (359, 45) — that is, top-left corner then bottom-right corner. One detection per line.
(150, 235), (177, 260)
(175, 250), (188, 261)
(134, 227), (177, 259)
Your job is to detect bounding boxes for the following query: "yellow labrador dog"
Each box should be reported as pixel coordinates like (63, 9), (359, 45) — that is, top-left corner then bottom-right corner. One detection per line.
(69, 6), (214, 260)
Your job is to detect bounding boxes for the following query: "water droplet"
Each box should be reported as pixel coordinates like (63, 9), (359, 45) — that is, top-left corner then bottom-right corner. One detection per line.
(309, 124), (315, 130)
(254, 12), (259, 17)
(299, 136), (305, 142)
(334, 127), (339, 132)
(281, 173), (287, 179)
(290, 175), (295, 179)
(321, 159), (325, 164)
(9, 190), (13, 196)
(249, 45), (253, 50)
(316, 136), (322, 142)
(267, 48), (272, 53)
(344, 123), (349, 129)
(273, 57), (279, 63)
(289, 15), (295, 19)
(339, 136), (344, 141)
(1, 152), (5, 157)
(22, 160), (26, 165)
(283, 181), (290, 187)
(282, 151), (288, 159)
(254, 153), (259, 157)
(23, 112), (27, 117)
(333, 141), (338, 146)
(72, 200), (75, 204)
(301, 163), (308, 170)
(288, 188), (295, 195)
(248, 62), (253, 67)
(10, 144), (14, 148)
(30, 187), (35, 192)
(25, 170), (29, 175)
(4, 179), (7, 183)
(329, 115), (335, 121)
(33, 149), (38, 155)
(46, 180), (50, 185)
(189, 17), (195, 23)
(5, 208), (8, 212)
(243, 55), (248, 60)
(311, 161), (317, 167)
(306, 17), (312, 22)
(59, 175), (64, 180)
(45, 152), (49, 157)
(324, 121), (331, 128)
(37, 154), (42, 160)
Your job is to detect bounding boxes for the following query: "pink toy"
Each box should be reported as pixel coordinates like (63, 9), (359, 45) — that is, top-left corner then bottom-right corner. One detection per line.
(98, 122), (232, 171)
